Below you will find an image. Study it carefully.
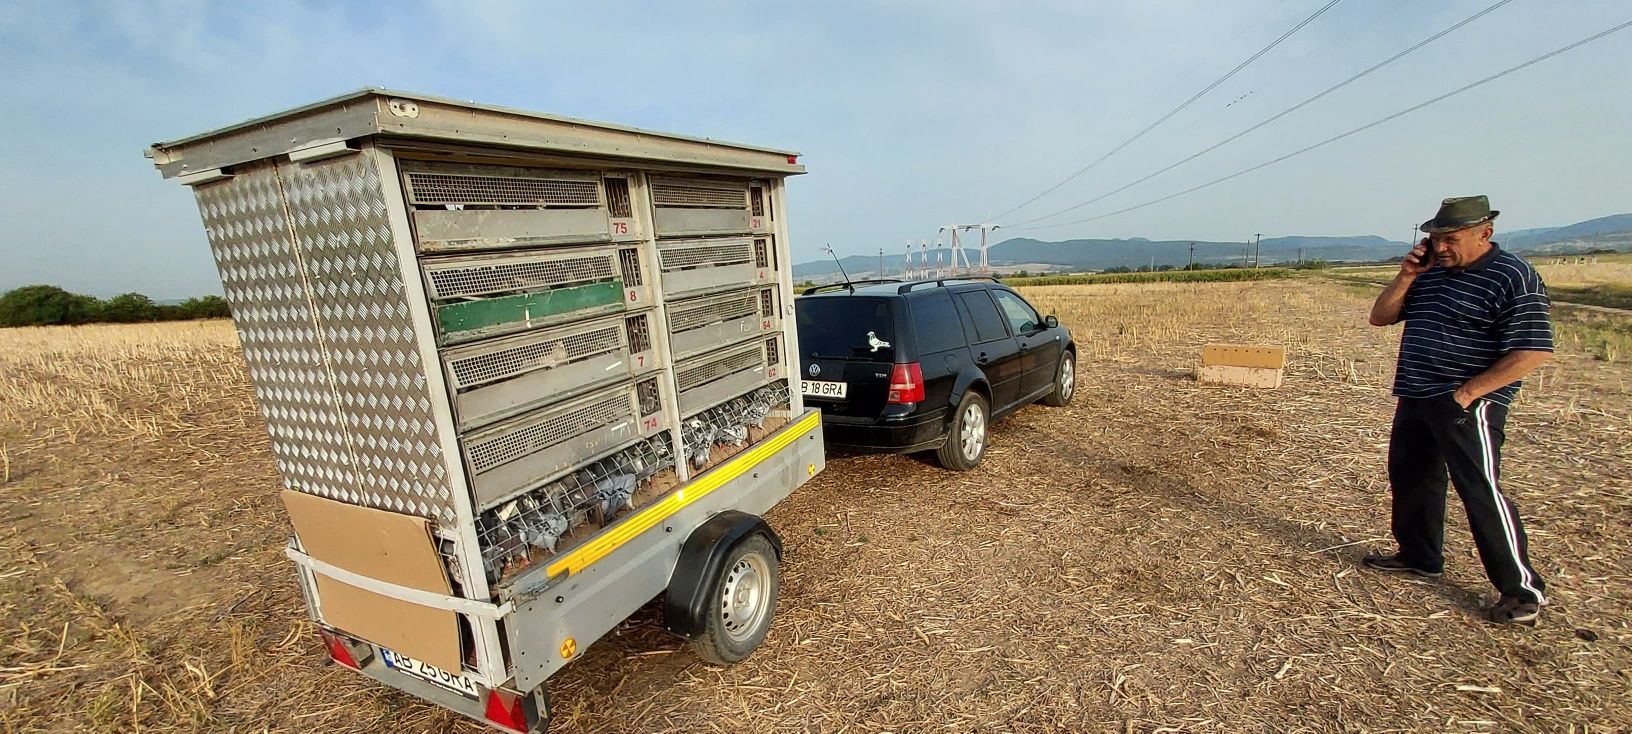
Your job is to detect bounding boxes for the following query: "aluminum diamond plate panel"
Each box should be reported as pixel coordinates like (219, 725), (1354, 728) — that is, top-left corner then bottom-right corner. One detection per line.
(281, 154), (458, 522)
(196, 163), (357, 502)
(194, 156), (459, 523)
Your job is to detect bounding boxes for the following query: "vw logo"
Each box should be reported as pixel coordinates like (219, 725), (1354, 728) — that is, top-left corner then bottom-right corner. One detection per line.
(808, 363), (821, 377)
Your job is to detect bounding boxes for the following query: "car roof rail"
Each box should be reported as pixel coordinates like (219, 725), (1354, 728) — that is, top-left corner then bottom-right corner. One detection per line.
(895, 275), (1003, 294)
(801, 278), (904, 296)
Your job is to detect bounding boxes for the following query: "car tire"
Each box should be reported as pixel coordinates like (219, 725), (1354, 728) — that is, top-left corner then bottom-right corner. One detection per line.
(1042, 350), (1076, 407)
(936, 391), (989, 471)
(690, 534), (780, 665)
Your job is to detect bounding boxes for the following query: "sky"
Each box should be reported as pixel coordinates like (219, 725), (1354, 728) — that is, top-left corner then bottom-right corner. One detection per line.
(1, 1), (1628, 298)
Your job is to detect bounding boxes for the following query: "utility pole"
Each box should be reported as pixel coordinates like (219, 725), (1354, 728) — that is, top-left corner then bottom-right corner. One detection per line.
(1297, 247), (1303, 265)
(1149, 254), (1156, 272)
(879, 248), (885, 277)
(1243, 245), (1250, 267)
(1253, 233), (1263, 269)
(1188, 242), (1195, 270)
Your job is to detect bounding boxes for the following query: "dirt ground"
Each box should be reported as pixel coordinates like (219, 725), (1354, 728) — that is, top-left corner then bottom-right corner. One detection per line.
(2, 278), (1628, 733)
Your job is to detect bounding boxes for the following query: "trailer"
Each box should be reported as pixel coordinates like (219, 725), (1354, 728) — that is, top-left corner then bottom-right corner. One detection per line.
(147, 90), (823, 732)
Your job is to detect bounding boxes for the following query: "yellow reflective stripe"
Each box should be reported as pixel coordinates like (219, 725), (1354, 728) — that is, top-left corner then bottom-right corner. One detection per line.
(544, 410), (820, 579)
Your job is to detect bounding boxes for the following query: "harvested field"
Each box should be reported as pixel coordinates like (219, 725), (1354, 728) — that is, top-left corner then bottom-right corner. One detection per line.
(2, 279), (1629, 732)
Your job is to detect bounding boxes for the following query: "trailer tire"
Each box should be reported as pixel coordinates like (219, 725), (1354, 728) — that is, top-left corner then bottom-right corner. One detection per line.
(690, 534), (780, 665)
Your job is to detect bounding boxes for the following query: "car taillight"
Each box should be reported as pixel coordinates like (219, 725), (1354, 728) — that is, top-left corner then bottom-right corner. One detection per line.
(887, 362), (924, 404)
(484, 689), (533, 732)
(319, 629), (360, 670)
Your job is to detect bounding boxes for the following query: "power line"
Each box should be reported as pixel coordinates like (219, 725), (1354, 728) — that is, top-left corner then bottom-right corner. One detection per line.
(1007, 0), (1515, 228)
(991, 0), (1344, 222)
(1013, 18), (1632, 231)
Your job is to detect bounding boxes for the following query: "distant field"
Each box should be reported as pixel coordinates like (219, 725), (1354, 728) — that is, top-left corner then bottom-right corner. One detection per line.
(1004, 267), (1292, 287)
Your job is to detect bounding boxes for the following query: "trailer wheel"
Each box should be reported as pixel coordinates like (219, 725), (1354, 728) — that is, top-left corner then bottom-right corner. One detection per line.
(691, 534), (780, 665)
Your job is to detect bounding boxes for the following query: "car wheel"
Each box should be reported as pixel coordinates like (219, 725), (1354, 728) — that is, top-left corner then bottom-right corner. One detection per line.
(936, 391), (989, 471)
(1042, 350), (1076, 407)
(690, 534), (780, 665)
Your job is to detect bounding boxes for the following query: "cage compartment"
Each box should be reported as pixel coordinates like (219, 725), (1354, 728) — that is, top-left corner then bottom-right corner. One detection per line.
(674, 334), (783, 417)
(679, 380), (793, 476)
(441, 310), (660, 431)
(401, 161), (620, 252)
(462, 378), (668, 510)
(665, 285), (778, 361)
(655, 236), (777, 299)
(476, 432), (679, 583)
(648, 176), (751, 237)
(422, 244), (650, 345)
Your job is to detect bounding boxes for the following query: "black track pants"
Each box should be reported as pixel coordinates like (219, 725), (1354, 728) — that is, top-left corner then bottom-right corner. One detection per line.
(1387, 395), (1547, 603)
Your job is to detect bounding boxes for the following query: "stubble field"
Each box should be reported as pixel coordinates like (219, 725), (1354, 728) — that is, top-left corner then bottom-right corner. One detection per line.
(2, 277), (1628, 733)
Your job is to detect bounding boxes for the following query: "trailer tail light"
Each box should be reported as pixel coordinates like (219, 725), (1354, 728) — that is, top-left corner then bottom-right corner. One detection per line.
(886, 362), (924, 404)
(484, 689), (532, 732)
(319, 629), (361, 670)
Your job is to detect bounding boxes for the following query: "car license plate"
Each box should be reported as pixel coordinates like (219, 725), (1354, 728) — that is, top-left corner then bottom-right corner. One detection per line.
(802, 380), (847, 399)
(380, 648), (480, 698)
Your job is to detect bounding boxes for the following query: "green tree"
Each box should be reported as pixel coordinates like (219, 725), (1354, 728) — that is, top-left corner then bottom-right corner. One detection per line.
(100, 292), (159, 323)
(0, 285), (100, 326)
(178, 295), (231, 318)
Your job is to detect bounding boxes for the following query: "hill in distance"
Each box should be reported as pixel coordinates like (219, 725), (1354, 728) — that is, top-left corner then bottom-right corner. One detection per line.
(792, 212), (1632, 278)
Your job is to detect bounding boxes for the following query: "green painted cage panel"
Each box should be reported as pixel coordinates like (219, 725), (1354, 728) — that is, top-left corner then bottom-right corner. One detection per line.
(437, 280), (625, 339)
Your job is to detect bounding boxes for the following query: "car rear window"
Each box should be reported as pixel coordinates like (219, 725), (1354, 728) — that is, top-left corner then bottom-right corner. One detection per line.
(956, 290), (1009, 343)
(796, 297), (895, 360)
(910, 292), (964, 354)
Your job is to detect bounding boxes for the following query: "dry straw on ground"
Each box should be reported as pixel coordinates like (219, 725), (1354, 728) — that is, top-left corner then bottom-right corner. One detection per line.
(2, 279), (1628, 733)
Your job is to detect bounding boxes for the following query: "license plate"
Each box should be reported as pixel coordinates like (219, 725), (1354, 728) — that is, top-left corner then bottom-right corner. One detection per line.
(802, 380), (847, 399)
(380, 648), (480, 698)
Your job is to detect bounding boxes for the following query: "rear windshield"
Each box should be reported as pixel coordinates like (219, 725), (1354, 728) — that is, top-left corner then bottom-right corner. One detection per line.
(795, 297), (895, 360)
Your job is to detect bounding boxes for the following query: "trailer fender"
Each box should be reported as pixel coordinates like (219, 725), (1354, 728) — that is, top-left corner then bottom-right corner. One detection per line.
(664, 510), (782, 639)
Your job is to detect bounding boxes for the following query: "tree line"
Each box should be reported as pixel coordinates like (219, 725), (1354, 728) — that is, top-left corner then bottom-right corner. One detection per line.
(0, 285), (231, 327)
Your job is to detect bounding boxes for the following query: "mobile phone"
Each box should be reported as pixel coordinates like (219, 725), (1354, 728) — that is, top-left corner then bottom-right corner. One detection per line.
(1418, 237), (1435, 267)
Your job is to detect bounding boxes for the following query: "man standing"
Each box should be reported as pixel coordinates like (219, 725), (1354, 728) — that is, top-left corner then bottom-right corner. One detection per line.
(1364, 195), (1553, 625)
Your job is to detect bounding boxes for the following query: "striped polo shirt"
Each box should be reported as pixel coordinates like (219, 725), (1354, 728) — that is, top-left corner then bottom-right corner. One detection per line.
(1392, 244), (1553, 406)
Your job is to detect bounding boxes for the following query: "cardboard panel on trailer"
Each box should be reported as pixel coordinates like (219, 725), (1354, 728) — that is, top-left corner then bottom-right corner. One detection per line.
(281, 490), (464, 671)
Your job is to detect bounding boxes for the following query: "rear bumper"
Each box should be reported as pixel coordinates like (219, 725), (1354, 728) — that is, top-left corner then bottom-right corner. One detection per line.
(821, 407), (947, 453)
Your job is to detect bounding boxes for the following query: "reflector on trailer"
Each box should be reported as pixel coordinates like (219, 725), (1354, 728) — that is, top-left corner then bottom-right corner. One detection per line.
(320, 629), (361, 670)
(484, 689), (532, 732)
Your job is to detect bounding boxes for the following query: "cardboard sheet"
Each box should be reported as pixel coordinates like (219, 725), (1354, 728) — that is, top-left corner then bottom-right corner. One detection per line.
(1201, 343), (1288, 369)
(281, 490), (463, 671)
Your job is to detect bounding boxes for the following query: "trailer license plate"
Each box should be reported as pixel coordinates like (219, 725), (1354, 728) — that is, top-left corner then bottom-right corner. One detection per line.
(802, 380), (847, 399)
(380, 648), (479, 698)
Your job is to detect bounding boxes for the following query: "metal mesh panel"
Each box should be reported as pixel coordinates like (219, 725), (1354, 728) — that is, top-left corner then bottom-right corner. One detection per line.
(467, 393), (634, 473)
(764, 336), (780, 365)
(617, 248), (643, 287)
(636, 377), (661, 416)
(676, 342), (763, 391)
(425, 252), (616, 299)
(650, 181), (746, 208)
(406, 170), (599, 207)
(668, 290), (758, 332)
(658, 239), (754, 271)
(754, 238), (769, 269)
(749, 185), (765, 218)
(624, 314), (652, 353)
(759, 289), (775, 318)
(604, 178), (633, 218)
(447, 324), (622, 390)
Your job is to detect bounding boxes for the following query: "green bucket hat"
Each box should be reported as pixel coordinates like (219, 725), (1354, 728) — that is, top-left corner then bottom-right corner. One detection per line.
(1421, 195), (1499, 234)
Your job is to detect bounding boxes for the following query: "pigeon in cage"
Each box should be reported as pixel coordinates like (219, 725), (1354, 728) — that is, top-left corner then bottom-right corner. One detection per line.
(717, 423), (750, 446)
(520, 512), (570, 552)
(592, 473), (638, 518)
(741, 398), (772, 428)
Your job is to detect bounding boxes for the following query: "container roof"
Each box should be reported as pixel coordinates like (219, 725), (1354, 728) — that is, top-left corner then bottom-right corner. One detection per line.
(147, 88), (805, 180)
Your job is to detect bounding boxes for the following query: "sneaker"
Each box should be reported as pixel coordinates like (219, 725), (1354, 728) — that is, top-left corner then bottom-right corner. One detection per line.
(1489, 595), (1541, 626)
(1360, 553), (1442, 578)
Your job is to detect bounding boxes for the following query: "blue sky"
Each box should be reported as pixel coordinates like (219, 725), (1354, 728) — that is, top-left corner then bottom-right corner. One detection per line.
(1, 0), (1628, 298)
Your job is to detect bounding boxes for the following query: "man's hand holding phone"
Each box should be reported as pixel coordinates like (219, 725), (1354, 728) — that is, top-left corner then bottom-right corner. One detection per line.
(1400, 238), (1434, 278)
